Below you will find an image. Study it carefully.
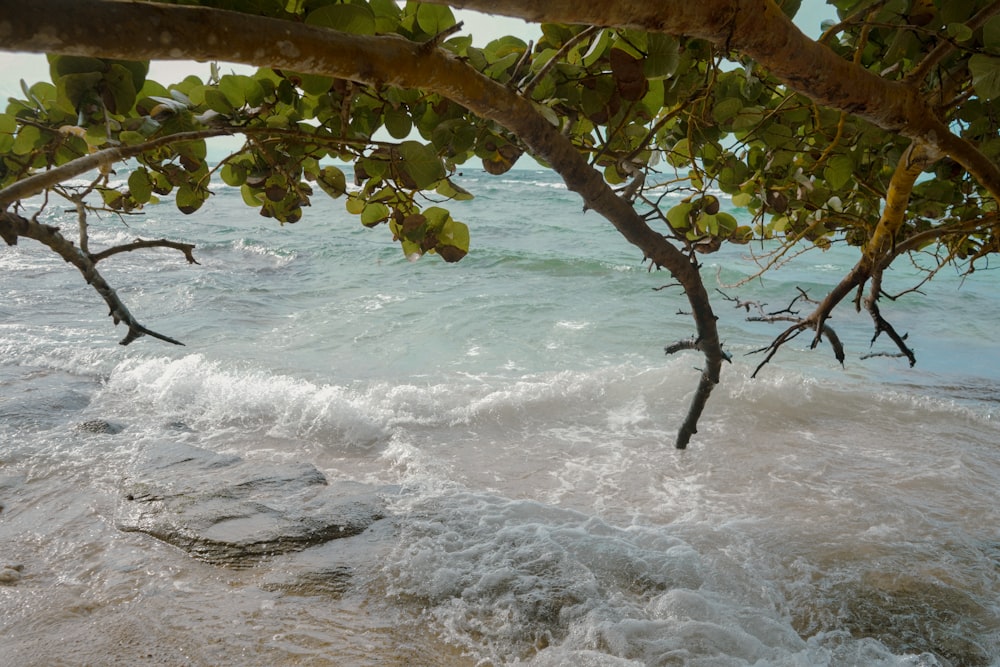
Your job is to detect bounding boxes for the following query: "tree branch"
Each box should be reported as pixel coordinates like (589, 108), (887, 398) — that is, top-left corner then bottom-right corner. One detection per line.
(0, 0), (726, 447)
(0, 211), (184, 346)
(89, 239), (200, 265)
(521, 25), (598, 98)
(421, 0), (1000, 202)
(864, 269), (916, 367)
(906, 1), (1000, 85)
(0, 129), (234, 207)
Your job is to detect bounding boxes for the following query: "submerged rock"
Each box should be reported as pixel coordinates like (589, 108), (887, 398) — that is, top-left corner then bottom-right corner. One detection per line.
(75, 419), (124, 434)
(832, 571), (993, 667)
(0, 563), (23, 585)
(115, 441), (388, 567)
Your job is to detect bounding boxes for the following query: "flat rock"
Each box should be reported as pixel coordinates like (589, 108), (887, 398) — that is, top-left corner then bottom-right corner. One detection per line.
(115, 441), (388, 566)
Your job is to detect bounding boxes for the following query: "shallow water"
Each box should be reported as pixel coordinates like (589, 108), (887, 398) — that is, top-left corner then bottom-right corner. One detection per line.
(2, 169), (999, 666)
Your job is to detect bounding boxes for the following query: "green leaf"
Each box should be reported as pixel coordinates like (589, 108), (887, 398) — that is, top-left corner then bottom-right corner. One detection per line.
(713, 97), (743, 124)
(666, 202), (693, 230)
(317, 166), (347, 198)
(946, 22), (973, 43)
(204, 88), (234, 114)
(824, 154), (855, 190)
(306, 4), (376, 34)
(431, 119), (477, 155)
(415, 4), (456, 36)
(175, 184), (207, 214)
(983, 15), (1000, 51)
(644, 34), (679, 79)
(0, 113), (16, 135)
(667, 138), (692, 168)
(969, 55), (1000, 100)
(218, 74), (263, 109)
(56, 71), (103, 111)
(398, 140), (445, 189)
(104, 63), (139, 114)
(436, 216), (469, 262)
(581, 29), (610, 67)
(345, 194), (365, 215)
(384, 108), (413, 139)
(11, 125), (42, 156)
(220, 163), (247, 187)
(291, 72), (333, 96)
(241, 183), (263, 207)
(128, 168), (153, 204)
(361, 202), (390, 226)
(732, 192), (753, 208)
(435, 178), (474, 201)
(714, 212), (738, 235)
(48, 55), (105, 79)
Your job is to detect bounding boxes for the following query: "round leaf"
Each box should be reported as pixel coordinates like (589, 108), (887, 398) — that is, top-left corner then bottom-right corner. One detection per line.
(398, 140), (445, 189)
(415, 4), (456, 36)
(128, 168), (153, 204)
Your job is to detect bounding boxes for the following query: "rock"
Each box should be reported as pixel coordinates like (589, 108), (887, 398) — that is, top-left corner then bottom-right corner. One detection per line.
(75, 419), (124, 434)
(115, 442), (389, 567)
(0, 564), (23, 585)
(259, 515), (399, 597)
(832, 571), (992, 667)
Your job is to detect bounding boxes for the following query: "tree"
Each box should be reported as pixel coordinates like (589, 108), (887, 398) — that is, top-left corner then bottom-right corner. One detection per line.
(0, 0), (997, 448)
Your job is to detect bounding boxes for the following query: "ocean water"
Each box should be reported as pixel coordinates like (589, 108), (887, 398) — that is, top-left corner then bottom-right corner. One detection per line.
(1, 167), (999, 666)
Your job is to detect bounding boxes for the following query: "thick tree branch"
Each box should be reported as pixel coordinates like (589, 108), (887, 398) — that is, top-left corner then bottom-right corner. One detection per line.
(866, 141), (940, 260)
(0, 129), (233, 207)
(0, 211), (183, 346)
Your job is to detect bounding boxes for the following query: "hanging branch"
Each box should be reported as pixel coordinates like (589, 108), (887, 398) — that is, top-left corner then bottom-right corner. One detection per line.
(0, 211), (184, 346)
(863, 268), (916, 366)
(732, 286), (845, 378)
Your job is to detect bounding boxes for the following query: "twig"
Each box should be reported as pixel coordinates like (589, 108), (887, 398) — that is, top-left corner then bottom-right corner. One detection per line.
(860, 351), (908, 360)
(665, 338), (700, 355)
(420, 20), (464, 52)
(907, 2), (1000, 85)
(522, 26), (598, 98)
(89, 238), (200, 265)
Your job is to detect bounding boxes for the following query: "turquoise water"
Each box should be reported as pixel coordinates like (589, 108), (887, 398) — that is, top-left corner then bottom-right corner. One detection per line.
(1, 168), (999, 665)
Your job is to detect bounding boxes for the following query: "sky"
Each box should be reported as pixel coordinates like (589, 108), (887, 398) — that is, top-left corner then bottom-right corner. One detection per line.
(0, 4), (837, 98)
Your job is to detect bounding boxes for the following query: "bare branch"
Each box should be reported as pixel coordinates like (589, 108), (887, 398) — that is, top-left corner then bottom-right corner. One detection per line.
(860, 351), (909, 361)
(89, 239), (200, 265)
(665, 338), (700, 355)
(420, 20), (465, 51)
(0, 211), (184, 346)
(864, 269), (916, 367)
(750, 324), (806, 378)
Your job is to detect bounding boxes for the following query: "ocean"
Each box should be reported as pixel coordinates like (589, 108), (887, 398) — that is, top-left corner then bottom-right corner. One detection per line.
(1, 166), (999, 666)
